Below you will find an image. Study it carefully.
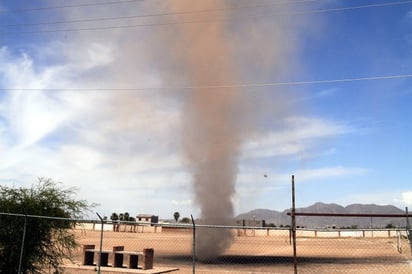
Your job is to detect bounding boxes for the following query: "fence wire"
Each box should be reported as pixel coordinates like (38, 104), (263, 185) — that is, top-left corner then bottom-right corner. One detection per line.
(1, 212), (411, 273)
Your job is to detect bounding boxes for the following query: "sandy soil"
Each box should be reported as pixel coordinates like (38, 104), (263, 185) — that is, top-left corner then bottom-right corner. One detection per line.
(64, 228), (412, 274)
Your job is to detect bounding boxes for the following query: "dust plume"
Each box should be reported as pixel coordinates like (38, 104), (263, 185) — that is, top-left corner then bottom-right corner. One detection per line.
(168, 0), (299, 261)
(167, 1), (246, 261)
(183, 91), (246, 261)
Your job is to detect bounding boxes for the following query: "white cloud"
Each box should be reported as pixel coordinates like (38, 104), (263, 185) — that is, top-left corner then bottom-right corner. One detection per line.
(401, 191), (412, 206)
(73, 42), (115, 70)
(0, 40), (186, 217)
(242, 141), (306, 159)
(242, 116), (351, 159)
(0, 47), (70, 89)
(5, 92), (71, 148)
(295, 166), (368, 182)
(172, 199), (192, 206)
(286, 116), (352, 138)
(315, 87), (339, 98)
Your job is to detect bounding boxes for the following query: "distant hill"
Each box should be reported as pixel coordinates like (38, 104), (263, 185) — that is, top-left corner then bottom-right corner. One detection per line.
(236, 202), (407, 228)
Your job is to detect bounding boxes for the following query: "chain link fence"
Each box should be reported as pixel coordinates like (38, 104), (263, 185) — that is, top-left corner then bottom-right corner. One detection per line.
(1, 212), (411, 273)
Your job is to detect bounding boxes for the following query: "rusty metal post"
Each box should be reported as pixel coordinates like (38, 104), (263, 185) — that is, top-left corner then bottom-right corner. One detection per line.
(291, 175), (297, 274)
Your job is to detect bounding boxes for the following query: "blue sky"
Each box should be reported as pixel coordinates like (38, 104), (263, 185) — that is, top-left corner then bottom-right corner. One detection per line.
(1, 0), (411, 220)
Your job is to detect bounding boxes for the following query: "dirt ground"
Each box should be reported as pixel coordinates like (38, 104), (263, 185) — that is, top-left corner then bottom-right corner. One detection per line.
(64, 228), (412, 274)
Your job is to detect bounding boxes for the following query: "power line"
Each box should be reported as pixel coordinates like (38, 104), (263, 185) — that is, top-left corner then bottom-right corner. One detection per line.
(3, 74), (412, 91)
(301, 0), (412, 14)
(0, 0), (323, 15)
(1, 0), (412, 35)
(1, 0), (321, 28)
(0, 0), (142, 13)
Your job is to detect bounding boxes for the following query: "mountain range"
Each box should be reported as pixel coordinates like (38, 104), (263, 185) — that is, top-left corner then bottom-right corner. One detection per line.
(236, 202), (409, 228)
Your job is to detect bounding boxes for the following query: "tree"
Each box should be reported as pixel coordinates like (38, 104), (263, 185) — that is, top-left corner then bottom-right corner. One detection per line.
(110, 213), (120, 232)
(180, 217), (191, 224)
(173, 211), (180, 223)
(0, 178), (90, 273)
(110, 212), (119, 221)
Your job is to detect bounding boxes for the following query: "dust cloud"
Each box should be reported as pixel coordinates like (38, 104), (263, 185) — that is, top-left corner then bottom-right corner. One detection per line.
(168, 0), (301, 261)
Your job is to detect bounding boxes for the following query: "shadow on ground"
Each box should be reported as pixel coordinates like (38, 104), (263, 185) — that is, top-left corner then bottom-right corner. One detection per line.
(157, 254), (405, 266)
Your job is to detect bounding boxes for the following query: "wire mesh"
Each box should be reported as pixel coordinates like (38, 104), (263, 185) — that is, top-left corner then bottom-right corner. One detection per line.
(1, 212), (412, 273)
(293, 228), (412, 274)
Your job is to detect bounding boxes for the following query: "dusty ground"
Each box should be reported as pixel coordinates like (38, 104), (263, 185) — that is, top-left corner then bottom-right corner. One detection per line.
(64, 228), (412, 274)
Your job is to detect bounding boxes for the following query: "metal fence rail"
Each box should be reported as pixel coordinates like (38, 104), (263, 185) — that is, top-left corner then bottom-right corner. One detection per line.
(1, 212), (412, 273)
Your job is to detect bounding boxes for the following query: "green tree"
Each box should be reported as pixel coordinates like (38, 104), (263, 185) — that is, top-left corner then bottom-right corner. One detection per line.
(385, 223), (395, 228)
(110, 212), (119, 221)
(180, 217), (191, 224)
(173, 211), (180, 223)
(0, 178), (90, 273)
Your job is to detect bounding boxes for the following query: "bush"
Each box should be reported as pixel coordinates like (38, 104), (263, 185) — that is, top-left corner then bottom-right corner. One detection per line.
(0, 178), (90, 273)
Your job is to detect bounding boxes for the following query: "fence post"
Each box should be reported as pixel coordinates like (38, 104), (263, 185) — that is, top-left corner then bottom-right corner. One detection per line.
(18, 214), (27, 274)
(291, 175), (297, 274)
(96, 213), (105, 274)
(406, 207), (412, 255)
(191, 214), (196, 274)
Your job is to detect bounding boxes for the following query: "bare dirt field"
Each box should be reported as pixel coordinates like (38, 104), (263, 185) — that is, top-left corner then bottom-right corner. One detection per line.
(64, 228), (412, 274)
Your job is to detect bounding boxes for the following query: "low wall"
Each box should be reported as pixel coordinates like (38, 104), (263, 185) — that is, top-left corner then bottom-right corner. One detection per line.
(236, 228), (408, 238)
(297, 229), (407, 238)
(75, 223), (162, 233)
(75, 223), (407, 238)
